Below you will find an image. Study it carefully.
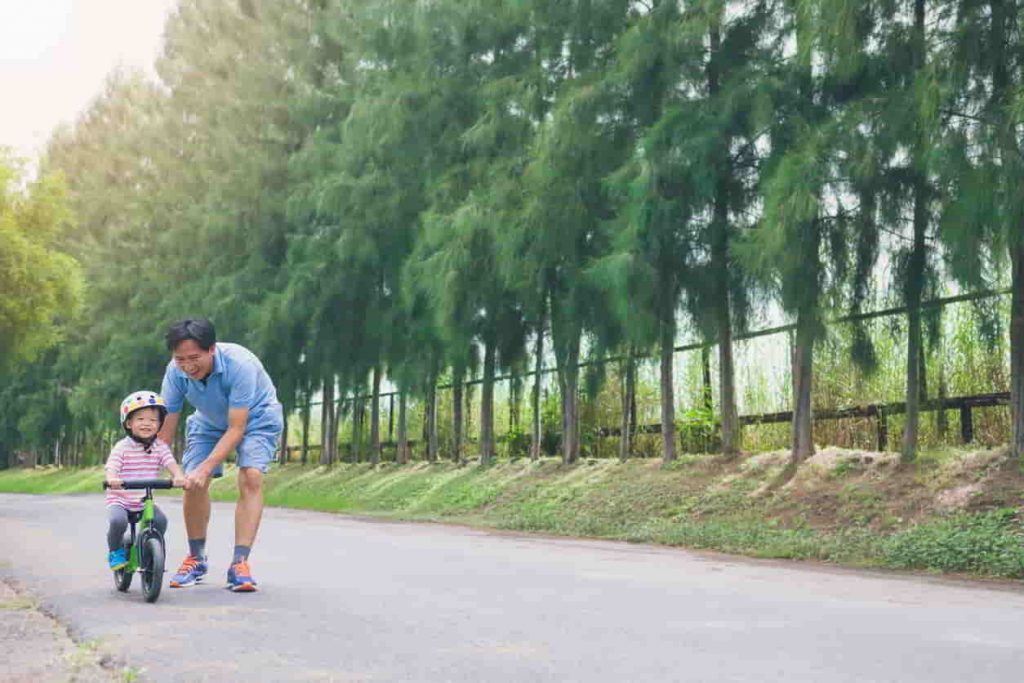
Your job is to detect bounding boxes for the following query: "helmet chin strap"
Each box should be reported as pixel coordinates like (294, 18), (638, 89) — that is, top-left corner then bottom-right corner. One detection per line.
(127, 431), (157, 452)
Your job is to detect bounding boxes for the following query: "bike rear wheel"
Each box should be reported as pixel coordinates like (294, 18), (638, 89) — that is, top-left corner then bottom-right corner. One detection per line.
(141, 535), (165, 603)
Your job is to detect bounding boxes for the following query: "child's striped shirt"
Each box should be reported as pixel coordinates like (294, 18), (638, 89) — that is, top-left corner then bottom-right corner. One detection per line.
(104, 437), (176, 510)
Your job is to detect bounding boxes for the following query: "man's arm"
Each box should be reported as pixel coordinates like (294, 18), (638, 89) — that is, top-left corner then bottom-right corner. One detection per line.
(159, 361), (185, 447)
(157, 412), (180, 448)
(187, 407), (249, 487)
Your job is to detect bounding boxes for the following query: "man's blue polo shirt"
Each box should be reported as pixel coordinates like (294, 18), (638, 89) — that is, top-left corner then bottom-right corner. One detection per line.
(161, 342), (282, 434)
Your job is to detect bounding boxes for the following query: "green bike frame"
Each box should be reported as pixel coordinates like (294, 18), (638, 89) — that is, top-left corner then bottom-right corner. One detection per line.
(123, 494), (157, 573)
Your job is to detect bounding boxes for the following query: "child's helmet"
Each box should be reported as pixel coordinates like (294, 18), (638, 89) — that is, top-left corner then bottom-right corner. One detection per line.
(119, 391), (168, 430)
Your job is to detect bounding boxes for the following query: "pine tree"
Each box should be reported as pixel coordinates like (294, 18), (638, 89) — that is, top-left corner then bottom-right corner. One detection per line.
(939, 0), (1024, 458)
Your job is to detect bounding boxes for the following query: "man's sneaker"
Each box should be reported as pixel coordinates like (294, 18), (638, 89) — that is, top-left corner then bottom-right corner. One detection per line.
(226, 560), (257, 592)
(108, 548), (128, 570)
(169, 555), (207, 587)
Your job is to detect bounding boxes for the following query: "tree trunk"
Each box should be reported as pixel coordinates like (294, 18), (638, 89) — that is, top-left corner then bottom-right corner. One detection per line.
(901, 0), (928, 464)
(701, 346), (713, 412)
(619, 348), (636, 462)
(481, 340), (496, 465)
(936, 351), (949, 440)
(319, 379), (328, 465)
(902, 304), (923, 463)
(717, 318), (739, 457)
(1011, 244), (1024, 458)
(370, 367), (381, 465)
(320, 379), (333, 466)
(279, 411), (289, 464)
(708, 15), (739, 458)
(919, 345), (928, 401)
(351, 398), (363, 463)
(397, 392), (410, 464)
(791, 319), (815, 463)
(330, 386), (339, 464)
(301, 391), (311, 465)
(560, 368), (579, 465)
(427, 382), (438, 462)
(660, 322), (677, 463)
(465, 384), (473, 453)
(509, 376), (520, 434)
(452, 370), (464, 464)
(388, 393), (395, 445)
(711, 229), (740, 458)
(557, 329), (581, 465)
(421, 392), (429, 459)
(531, 312), (545, 461)
(901, 180), (928, 463)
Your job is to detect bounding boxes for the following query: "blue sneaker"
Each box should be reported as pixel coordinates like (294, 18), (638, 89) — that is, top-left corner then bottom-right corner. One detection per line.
(169, 555), (207, 587)
(108, 548), (128, 570)
(226, 560), (257, 592)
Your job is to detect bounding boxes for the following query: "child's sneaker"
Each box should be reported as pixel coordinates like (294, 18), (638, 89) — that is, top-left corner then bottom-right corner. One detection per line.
(169, 555), (207, 587)
(226, 560), (257, 592)
(108, 548), (128, 570)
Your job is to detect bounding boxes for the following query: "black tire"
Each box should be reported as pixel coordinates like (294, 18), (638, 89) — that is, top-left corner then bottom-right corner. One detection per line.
(141, 535), (165, 603)
(113, 566), (133, 592)
(114, 541), (133, 592)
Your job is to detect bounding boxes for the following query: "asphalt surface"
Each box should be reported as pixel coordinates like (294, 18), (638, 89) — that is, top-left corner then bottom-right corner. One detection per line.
(1, 493), (1023, 682)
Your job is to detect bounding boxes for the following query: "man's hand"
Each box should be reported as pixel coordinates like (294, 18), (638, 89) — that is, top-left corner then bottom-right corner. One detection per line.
(107, 477), (123, 490)
(185, 462), (213, 490)
(172, 475), (187, 489)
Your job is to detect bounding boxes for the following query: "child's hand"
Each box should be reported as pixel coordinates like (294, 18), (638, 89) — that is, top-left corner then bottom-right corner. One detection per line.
(107, 478), (124, 490)
(172, 475), (186, 489)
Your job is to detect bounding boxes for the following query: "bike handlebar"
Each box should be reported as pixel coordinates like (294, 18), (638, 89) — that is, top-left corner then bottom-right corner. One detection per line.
(103, 479), (175, 490)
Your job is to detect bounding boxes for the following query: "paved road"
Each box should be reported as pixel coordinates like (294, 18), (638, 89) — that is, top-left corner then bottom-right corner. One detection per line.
(1, 493), (1023, 682)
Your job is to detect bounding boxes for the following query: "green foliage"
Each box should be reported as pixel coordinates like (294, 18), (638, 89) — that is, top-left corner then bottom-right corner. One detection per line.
(676, 406), (719, 453)
(0, 153), (81, 370)
(884, 509), (1024, 577)
(501, 426), (531, 460)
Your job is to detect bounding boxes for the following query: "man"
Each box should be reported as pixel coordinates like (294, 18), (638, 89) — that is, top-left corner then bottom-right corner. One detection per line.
(156, 318), (283, 592)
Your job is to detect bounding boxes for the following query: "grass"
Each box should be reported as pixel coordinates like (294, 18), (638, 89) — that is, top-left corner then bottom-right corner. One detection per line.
(0, 597), (35, 610)
(2, 446), (1023, 579)
(121, 667), (144, 683)
(0, 466), (107, 494)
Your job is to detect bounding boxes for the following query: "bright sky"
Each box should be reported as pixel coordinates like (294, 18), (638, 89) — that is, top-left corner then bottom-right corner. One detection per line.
(0, 0), (176, 168)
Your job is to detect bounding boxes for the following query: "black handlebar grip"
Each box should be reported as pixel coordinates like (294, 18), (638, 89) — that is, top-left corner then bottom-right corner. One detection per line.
(103, 479), (174, 490)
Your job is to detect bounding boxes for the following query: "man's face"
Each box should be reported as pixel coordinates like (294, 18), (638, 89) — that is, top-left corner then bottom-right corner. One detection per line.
(172, 339), (215, 380)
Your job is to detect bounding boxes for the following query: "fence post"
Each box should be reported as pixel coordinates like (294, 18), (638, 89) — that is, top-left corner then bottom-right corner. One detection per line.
(960, 405), (974, 444)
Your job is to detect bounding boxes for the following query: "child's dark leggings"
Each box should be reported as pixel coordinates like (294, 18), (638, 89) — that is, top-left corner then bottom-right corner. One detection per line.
(107, 505), (168, 551)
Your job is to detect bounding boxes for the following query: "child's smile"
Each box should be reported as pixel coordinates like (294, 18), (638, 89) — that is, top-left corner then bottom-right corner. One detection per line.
(128, 410), (161, 438)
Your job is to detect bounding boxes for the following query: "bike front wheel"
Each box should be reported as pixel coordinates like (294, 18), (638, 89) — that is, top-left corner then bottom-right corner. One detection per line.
(113, 542), (133, 592)
(140, 535), (164, 603)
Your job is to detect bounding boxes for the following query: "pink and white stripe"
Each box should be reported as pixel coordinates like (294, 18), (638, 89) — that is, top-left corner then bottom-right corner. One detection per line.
(104, 438), (176, 510)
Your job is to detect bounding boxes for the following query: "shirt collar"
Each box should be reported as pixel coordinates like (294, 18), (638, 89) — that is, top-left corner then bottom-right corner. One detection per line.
(209, 345), (225, 377)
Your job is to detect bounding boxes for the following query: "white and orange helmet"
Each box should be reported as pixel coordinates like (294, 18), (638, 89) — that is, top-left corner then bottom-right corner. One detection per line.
(119, 391), (168, 430)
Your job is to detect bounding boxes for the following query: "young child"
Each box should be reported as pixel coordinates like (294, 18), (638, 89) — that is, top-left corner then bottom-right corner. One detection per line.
(105, 391), (186, 570)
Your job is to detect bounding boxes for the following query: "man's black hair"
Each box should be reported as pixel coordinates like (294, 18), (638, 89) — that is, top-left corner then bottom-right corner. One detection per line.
(165, 318), (217, 352)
